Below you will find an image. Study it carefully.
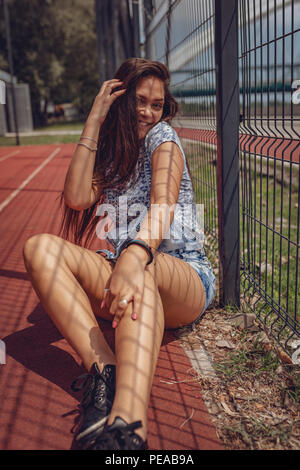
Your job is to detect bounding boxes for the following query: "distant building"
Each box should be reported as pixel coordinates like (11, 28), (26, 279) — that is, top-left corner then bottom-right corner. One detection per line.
(0, 69), (33, 135)
(44, 100), (82, 123)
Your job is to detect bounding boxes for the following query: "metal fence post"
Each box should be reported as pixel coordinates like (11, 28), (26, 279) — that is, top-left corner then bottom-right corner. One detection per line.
(132, 0), (141, 57)
(215, 0), (240, 307)
(3, 0), (19, 145)
(94, 0), (106, 84)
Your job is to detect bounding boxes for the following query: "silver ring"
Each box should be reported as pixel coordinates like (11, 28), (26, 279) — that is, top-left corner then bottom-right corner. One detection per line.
(104, 288), (110, 293)
(119, 298), (128, 308)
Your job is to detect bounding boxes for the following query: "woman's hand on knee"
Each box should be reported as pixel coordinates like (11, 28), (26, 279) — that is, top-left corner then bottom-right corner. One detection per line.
(101, 259), (144, 328)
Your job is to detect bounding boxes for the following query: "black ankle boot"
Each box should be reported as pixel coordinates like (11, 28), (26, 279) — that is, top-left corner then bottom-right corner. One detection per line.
(86, 416), (148, 450)
(71, 362), (116, 448)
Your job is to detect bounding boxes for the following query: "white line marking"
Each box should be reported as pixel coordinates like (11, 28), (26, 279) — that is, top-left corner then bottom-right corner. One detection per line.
(0, 149), (20, 163)
(0, 147), (61, 214)
(180, 342), (218, 379)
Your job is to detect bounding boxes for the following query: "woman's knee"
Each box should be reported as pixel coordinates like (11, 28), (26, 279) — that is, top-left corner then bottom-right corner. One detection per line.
(23, 233), (61, 270)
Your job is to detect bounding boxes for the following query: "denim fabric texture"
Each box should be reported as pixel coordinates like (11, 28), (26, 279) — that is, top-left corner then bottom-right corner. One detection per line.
(167, 248), (216, 320)
(96, 246), (216, 321)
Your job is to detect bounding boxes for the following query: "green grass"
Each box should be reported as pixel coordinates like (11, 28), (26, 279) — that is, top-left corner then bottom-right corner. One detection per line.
(35, 120), (84, 132)
(185, 141), (218, 238)
(240, 156), (299, 325)
(184, 140), (299, 345)
(215, 334), (279, 378)
(223, 419), (293, 449)
(285, 372), (300, 404)
(0, 120), (84, 147)
(0, 134), (79, 146)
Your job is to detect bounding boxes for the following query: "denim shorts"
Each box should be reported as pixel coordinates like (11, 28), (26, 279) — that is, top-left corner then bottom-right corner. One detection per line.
(96, 247), (216, 323)
(165, 248), (216, 321)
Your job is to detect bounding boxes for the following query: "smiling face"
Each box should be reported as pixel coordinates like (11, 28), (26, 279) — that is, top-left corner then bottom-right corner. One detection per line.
(136, 75), (165, 139)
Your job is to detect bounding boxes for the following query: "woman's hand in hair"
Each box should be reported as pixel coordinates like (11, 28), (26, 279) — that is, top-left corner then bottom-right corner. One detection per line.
(89, 79), (126, 125)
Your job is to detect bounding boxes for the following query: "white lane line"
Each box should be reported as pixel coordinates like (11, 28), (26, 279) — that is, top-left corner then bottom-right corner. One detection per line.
(0, 147), (61, 214)
(0, 149), (20, 163)
(181, 343), (218, 379)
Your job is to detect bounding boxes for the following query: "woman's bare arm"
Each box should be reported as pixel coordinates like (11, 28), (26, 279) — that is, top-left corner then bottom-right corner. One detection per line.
(120, 141), (184, 263)
(63, 80), (126, 211)
(136, 141), (184, 249)
(63, 116), (101, 210)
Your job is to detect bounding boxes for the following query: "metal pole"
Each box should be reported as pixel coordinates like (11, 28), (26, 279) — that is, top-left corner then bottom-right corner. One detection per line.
(215, 0), (240, 307)
(143, 0), (153, 59)
(132, 0), (141, 57)
(165, 0), (171, 68)
(138, 0), (145, 57)
(94, 0), (106, 85)
(3, 0), (19, 145)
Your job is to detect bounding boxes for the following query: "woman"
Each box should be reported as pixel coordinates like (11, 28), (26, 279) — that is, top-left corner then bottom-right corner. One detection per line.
(23, 58), (215, 450)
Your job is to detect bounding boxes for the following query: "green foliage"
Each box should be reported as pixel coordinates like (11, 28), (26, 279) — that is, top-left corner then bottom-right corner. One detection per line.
(215, 335), (279, 379)
(0, 0), (99, 126)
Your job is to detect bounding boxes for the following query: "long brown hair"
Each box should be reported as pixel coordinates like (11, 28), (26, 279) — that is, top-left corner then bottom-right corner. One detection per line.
(58, 58), (178, 248)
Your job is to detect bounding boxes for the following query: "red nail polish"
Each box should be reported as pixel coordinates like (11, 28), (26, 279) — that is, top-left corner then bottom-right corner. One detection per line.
(132, 313), (137, 320)
(101, 300), (105, 309)
(112, 320), (117, 329)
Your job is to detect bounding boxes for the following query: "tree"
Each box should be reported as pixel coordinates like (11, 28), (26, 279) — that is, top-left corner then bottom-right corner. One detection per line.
(94, 0), (140, 83)
(50, 0), (100, 118)
(0, 0), (99, 126)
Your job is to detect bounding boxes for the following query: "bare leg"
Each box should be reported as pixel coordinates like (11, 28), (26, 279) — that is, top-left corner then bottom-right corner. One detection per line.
(23, 233), (116, 371)
(106, 253), (205, 441)
(108, 269), (165, 441)
(23, 234), (206, 445)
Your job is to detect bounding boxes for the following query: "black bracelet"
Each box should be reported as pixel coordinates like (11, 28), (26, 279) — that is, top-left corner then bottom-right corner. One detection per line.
(120, 239), (154, 265)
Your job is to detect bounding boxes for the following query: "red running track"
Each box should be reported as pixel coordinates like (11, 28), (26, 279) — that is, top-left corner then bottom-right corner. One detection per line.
(0, 143), (221, 451)
(174, 127), (300, 163)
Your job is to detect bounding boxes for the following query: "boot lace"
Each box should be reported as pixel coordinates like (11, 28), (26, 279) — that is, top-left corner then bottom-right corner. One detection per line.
(71, 370), (113, 409)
